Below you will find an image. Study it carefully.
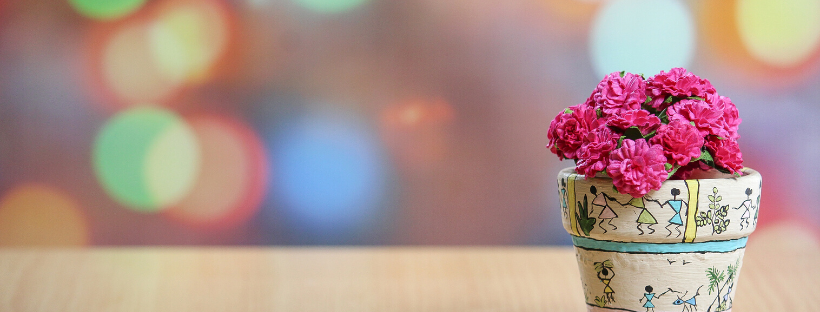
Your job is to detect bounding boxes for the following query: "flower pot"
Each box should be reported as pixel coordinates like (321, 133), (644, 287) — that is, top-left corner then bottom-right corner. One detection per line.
(557, 167), (761, 312)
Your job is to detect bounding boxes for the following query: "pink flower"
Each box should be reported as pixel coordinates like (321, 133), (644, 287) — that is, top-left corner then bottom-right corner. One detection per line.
(576, 126), (619, 177)
(606, 139), (669, 198)
(606, 109), (661, 135)
(591, 72), (647, 116)
(706, 93), (741, 140)
(667, 99), (726, 138)
(547, 103), (603, 159)
(649, 120), (704, 167)
(705, 137), (744, 174)
(645, 68), (716, 110)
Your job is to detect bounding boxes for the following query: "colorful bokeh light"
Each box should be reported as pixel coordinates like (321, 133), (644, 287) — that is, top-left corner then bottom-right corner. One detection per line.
(101, 21), (182, 106)
(590, 0), (694, 77)
(148, 0), (231, 84)
(736, 0), (820, 68)
(164, 115), (268, 228)
(93, 106), (200, 212)
(270, 112), (390, 233)
(68, 0), (147, 20)
(292, 0), (370, 14)
(0, 184), (90, 246)
(379, 98), (455, 172)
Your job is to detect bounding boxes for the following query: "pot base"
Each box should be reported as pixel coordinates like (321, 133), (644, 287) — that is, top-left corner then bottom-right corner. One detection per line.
(575, 244), (744, 312)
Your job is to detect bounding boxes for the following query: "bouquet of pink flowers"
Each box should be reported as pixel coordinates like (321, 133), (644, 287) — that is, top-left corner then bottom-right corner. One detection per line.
(547, 68), (743, 198)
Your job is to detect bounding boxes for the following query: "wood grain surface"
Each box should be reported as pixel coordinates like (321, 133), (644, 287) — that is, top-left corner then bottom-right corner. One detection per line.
(0, 225), (816, 312)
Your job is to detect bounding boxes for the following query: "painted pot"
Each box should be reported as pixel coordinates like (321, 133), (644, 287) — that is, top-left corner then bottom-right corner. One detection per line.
(557, 167), (762, 312)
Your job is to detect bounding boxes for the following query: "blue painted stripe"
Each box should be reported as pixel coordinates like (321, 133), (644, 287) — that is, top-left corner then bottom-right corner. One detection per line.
(571, 236), (747, 254)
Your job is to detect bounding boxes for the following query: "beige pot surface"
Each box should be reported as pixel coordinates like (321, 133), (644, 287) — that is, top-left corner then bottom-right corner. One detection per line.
(558, 167), (762, 312)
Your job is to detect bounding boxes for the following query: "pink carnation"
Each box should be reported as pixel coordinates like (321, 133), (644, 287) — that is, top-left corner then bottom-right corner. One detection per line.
(645, 68), (716, 110)
(591, 72), (646, 116)
(667, 99), (726, 138)
(547, 103), (602, 159)
(649, 120), (704, 167)
(606, 109), (661, 135)
(706, 93), (741, 140)
(705, 137), (744, 174)
(576, 126), (619, 178)
(606, 139), (668, 198)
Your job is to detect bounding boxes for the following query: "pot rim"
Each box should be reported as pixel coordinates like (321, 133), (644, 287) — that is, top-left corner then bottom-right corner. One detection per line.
(557, 166), (762, 243)
(558, 167), (760, 185)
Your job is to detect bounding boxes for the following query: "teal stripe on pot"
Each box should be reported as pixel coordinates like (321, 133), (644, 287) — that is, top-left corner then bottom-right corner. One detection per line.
(571, 236), (748, 254)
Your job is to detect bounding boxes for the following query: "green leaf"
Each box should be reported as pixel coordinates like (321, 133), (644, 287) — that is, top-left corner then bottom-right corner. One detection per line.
(664, 96), (675, 104)
(716, 196), (722, 202)
(658, 108), (669, 124)
(616, 136), (626, 148)
(644, 96), (652, 105)
(596, 108), (603, 118)
(688, 96), (705, 101)
(619, 71), (625, 77)
(709, 203), (715, 209)
(696, 149), (716, 168)
(624, 126), (643, 140)
(708, 195), (715, 202)
(667, 164), (681, 179)
(665, 163), (673, 171)
(564, 108), (574, 114)
(690, 121), (696, 127)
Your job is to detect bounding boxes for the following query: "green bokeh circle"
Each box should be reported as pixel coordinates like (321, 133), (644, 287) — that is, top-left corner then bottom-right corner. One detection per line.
(68, 0), (147, 20)
(93, 107), (199, 212)
(292, 0), (370, 14)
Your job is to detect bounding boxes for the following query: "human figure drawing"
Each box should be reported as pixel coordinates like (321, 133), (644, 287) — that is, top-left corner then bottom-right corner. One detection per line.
(639, 285), (673, 312)
(629, 197), (656, 235)
(652, 188), (686, 238)
(594, 260), (616, 303)
(733, 188), (753, 230)
(590, 186), (618, 234)
(560, 179), (568, 219)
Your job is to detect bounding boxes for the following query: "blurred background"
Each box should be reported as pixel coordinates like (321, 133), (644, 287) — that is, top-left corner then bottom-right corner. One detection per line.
(0, 0), (817, 246)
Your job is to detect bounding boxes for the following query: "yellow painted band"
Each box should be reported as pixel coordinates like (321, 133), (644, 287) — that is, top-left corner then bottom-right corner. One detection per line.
(567, 174), (579, 236)
(683, 180), (699, 242)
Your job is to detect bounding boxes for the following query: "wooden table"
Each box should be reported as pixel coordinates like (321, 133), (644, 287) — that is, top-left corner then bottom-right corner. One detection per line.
(0, 226), (816, 312)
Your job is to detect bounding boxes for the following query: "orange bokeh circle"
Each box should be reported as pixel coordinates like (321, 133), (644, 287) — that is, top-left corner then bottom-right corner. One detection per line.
(162, 114), (268, 229)
(0, 184), (90, 246)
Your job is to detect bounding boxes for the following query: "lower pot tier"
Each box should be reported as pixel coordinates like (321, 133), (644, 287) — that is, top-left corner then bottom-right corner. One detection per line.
(574, 240), (745, 312)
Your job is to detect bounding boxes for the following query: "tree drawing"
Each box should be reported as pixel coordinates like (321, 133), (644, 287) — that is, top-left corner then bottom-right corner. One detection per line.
(695, 187), (730, 234)
(576, 194), (596, 236)
(706, 259), (740, 312)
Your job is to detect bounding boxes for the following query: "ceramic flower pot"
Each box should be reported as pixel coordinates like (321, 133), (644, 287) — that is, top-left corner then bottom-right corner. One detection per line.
(558, 167), (761, 312)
